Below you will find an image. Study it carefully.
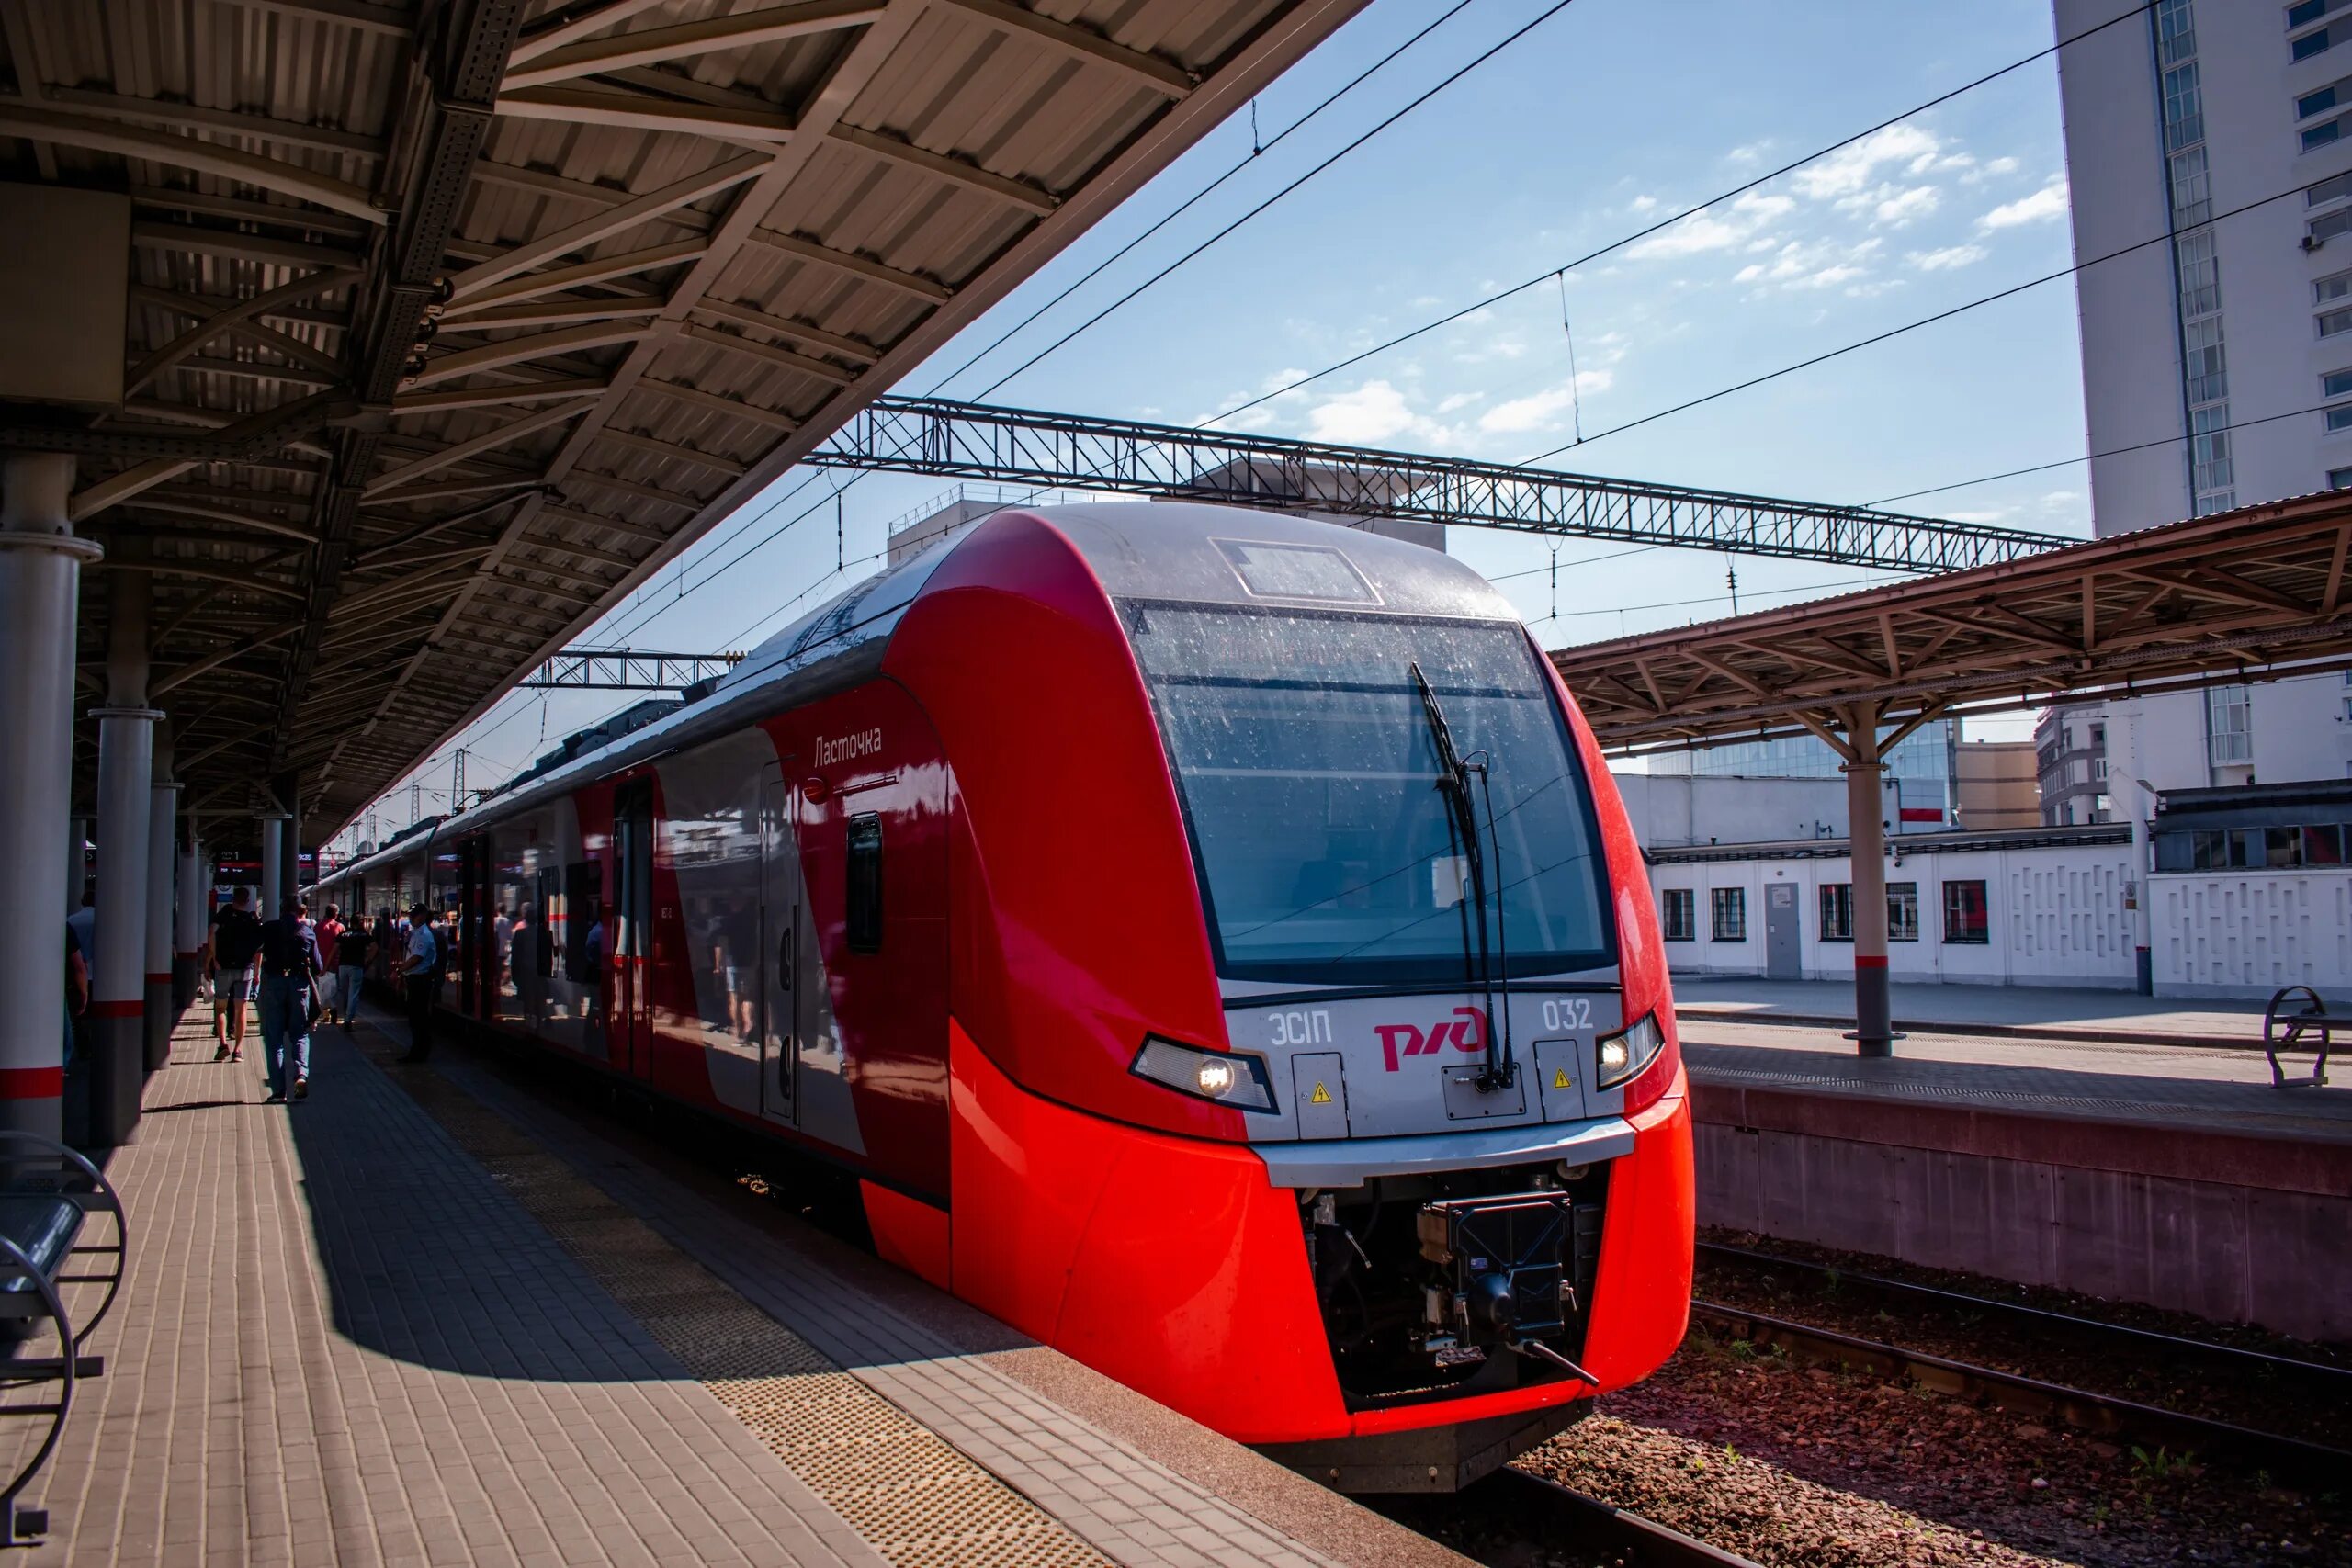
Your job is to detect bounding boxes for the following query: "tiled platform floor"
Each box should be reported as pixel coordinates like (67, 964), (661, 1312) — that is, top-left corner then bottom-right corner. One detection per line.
(13, 1006), (1461, 1568)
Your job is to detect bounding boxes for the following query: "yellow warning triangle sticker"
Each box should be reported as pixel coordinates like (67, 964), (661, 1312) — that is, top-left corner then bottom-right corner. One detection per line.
(1310, 1082), (1332, 1105)
(1553, 1067), (1572, 1089)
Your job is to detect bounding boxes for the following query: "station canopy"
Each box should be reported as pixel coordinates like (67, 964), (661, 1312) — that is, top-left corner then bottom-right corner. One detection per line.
(7, 0), (1363, 840)
(1549, 489), (2352, 757)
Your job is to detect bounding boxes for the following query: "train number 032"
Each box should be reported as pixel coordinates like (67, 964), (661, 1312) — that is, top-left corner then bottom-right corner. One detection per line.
(1541, 998), (1593, 1032)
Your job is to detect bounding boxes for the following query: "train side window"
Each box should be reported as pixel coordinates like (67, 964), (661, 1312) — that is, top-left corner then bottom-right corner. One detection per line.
(846, 813), (883, 953)
(563, 861), (602, 976)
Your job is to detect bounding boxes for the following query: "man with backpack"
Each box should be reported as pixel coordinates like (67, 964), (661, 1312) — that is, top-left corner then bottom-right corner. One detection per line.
(207, 886), (264, 1062)
(398, 901), (440, 1062)
(334, 917), (373, 1033)
(255, 897), (322, 1102)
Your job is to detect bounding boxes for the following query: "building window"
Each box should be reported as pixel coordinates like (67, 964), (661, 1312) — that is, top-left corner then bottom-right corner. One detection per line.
(1711, 886), (1747, 942)
(2158, 0), (2198, 61)
(2302, 80), (2351, 119)
(2331, 466), (2352, 487)
(2322, 271), (2352, 306)
(2190, 405), (2234, 497)
(2183, 317), (2228, 405)
(2299, 26), (2339, 60)
(2317, 212), (2352, 252)
(1819, 884), (1854, 942)
(2324, 304), (2352, 338)
(2176, 231), (2221, 318)
(2169, 147), (2212, 226)
(2305, 113), (2348, 152)
(1942, 881), (1990, 944)
(2331, 405), (2352, 433)
(2207, 684), (2253, 766)
(2315, 173), (2352, 211)
(1887, 882), (1919, 942)
(2163, 62), (2205, 150)
(1661, 887), (1695, 942)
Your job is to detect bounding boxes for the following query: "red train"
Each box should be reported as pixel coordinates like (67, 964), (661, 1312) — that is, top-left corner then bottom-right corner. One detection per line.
(315, 503), (1693, 1490)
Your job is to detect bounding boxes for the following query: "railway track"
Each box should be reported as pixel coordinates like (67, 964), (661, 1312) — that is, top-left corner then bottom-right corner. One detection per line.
(1692, 1242), (2352, 1488)
(1483, 1470), (1762, 1567)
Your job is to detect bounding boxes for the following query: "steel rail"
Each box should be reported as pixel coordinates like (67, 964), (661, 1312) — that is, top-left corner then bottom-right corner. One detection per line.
(1690, 1300), (2352, 1488)
(1699, 1241), (2352, 1396)
(1480, 1469), (1764, 1568)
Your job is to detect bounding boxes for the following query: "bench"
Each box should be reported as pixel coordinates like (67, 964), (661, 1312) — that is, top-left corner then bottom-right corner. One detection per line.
(2264, 986), (2340, 1089)
(0, 1132), (127, 1543)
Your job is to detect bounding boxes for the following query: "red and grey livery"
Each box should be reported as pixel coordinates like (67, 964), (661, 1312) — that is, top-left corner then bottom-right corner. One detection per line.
(316, 502), (1694, 1491)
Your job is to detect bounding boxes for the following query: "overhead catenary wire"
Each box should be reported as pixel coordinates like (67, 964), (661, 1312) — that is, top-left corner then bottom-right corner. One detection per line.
(1518, 168), (2331, 466)
(1208, 0), (2159, 430)
(965, 0), (1586, 402)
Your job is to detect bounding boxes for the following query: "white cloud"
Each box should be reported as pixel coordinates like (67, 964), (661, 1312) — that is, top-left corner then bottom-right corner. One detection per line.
(1476, 372), (1613, 434)
(1871, 185), (1940, 227)
(1980, 177), (2069, 229)
(1300, 380), (1463, 446)
(1628, 193), (1659, 214)
(1792, 124), (1942, 200)
(1984, 155), (2019, 176)
(1435, 391), (1482, 415)
(1725, 140), (1771, 166)
(1945, 508), (2010, 525)
(1623, 207), (1749, 258)
(1730, 191), (1794, 222)
(1736, 236), (1883, 291)
(1907, 243), (1986, 271)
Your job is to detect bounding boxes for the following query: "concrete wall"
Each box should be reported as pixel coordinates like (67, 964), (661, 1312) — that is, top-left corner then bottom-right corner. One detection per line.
(1652, 840), (2139, 988)
(2152, 865), (2352, 997)
(1694, 1082), (2352, 1343)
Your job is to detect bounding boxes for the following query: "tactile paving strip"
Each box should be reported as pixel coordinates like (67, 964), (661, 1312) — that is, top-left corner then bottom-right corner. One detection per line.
(360, 1040), (1110, 1568)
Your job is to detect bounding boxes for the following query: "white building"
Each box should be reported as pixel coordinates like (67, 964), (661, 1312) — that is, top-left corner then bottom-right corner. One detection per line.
(2055, 0), (2352, 787)
(1611, 772), (1893, 850)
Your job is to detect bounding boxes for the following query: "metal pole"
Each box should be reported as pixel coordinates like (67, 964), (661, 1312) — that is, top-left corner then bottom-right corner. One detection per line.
(92, 550), (160, 1147)
(175, 831), (204, 1011)
(2123, 702), (2154, 996)
(1841, 706), (1894, 1058)
(145, 730), (180, 1072)
(0, 456), (99, 1147)
(67, 816), (85, 915)
(258, 812), (288, 920)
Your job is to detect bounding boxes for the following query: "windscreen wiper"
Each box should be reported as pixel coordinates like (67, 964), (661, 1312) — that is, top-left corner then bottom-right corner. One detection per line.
(1408, 661), (1515, 1090)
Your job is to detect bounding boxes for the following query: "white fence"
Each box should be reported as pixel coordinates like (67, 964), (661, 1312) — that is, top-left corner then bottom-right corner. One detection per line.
(2150, 869), (2352, 998)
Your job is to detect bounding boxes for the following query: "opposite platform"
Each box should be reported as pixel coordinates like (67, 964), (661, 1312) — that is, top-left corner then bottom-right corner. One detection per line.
(16, 1007), (1464, 1568)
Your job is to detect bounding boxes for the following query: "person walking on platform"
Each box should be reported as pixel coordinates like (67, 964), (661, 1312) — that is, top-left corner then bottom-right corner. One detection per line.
(255, 897), (322, 1103)
(335, 917), (373, 1034)
(314, 905), (345, 1023)
(398, 901), (439, 1063)
(208, 886), (264, 1063)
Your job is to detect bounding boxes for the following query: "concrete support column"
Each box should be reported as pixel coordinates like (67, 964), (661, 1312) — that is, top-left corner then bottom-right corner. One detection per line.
(145, 731), (180, 1071)
(175, 832), (205, 1010)
(259, 813), (288, 921)
(92, 553), (159, 1147)
(0, 456), (100, 1146)
(68, 816), (85, 914)
(1841, 716), (1894, 1059)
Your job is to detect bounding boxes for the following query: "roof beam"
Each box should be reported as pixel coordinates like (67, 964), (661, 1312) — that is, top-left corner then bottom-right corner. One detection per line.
(826, 122), (1057, 214)
(438, 238), (707, 317)
(0, 104), (387, 221)
(447, 152), (770, 299)
(595, 427), (747, 475)
(41, 85), (389, 160)
(125, 267), (359, 396)
(365, 397), (601, 496)
(934, 0), (1193, 96)
(744, 227), (950, 301)
(203, 0), (412, 37)
(635, 377), (801, 434)
(390, 377), (612, 414)
(493, 85), (796, 143)
(679, 320), (856, 385)
(430, 297), (664, 332)
(503, 1), (884, 91)
(691, 296), (876, 363)
(131, 220), (362, 269)
(405, 321), (657, 387)
(537, 502), (672, 544)
(507, 0), (675, 66)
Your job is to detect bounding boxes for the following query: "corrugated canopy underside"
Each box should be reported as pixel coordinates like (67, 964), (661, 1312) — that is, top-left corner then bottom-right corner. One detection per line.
(8, 0), (1363, 841)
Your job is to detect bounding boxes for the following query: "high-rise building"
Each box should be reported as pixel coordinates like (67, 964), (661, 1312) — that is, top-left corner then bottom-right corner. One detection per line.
(1644, 720), (1962, 829)
(2056, 0), (2352, 790)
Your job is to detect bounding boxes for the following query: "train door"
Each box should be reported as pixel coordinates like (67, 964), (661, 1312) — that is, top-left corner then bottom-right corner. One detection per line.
(614, 781), (655, 1077)
(756, 768), (797, 1126)
(1765, 882), (1801, 979)
(456, 838), (485, 1017)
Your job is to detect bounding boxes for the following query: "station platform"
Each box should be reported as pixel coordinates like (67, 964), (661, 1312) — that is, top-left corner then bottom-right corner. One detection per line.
(1672, 976), (2267, 1048)
(17, 1008), (1465, 1568)
(1678, 1021), (2352, 1343)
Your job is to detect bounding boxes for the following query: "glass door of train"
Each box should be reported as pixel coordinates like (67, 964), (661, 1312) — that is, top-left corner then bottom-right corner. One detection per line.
(757, 768), (797, 1126)
(614, 782), (655, 1077)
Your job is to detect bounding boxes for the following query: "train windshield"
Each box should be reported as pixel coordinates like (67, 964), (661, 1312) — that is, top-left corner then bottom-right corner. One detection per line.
(1125, 602), (1612, 985)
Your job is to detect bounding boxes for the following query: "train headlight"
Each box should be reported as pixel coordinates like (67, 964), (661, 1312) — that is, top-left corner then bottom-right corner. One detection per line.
(1595, 1011), (1665, 1089)
(1132, 1036), (1277, 1111)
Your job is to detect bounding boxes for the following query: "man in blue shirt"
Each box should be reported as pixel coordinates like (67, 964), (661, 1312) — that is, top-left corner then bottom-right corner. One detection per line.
(255, 898), (322, 1102)
(398, 902), (440, 1062)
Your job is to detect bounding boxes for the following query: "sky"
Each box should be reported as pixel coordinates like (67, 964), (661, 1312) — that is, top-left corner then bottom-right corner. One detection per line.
(355, 0), (2095, 847)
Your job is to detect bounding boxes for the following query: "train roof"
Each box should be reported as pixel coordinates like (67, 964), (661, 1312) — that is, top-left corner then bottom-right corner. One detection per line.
(320, 503), (1519, 886)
